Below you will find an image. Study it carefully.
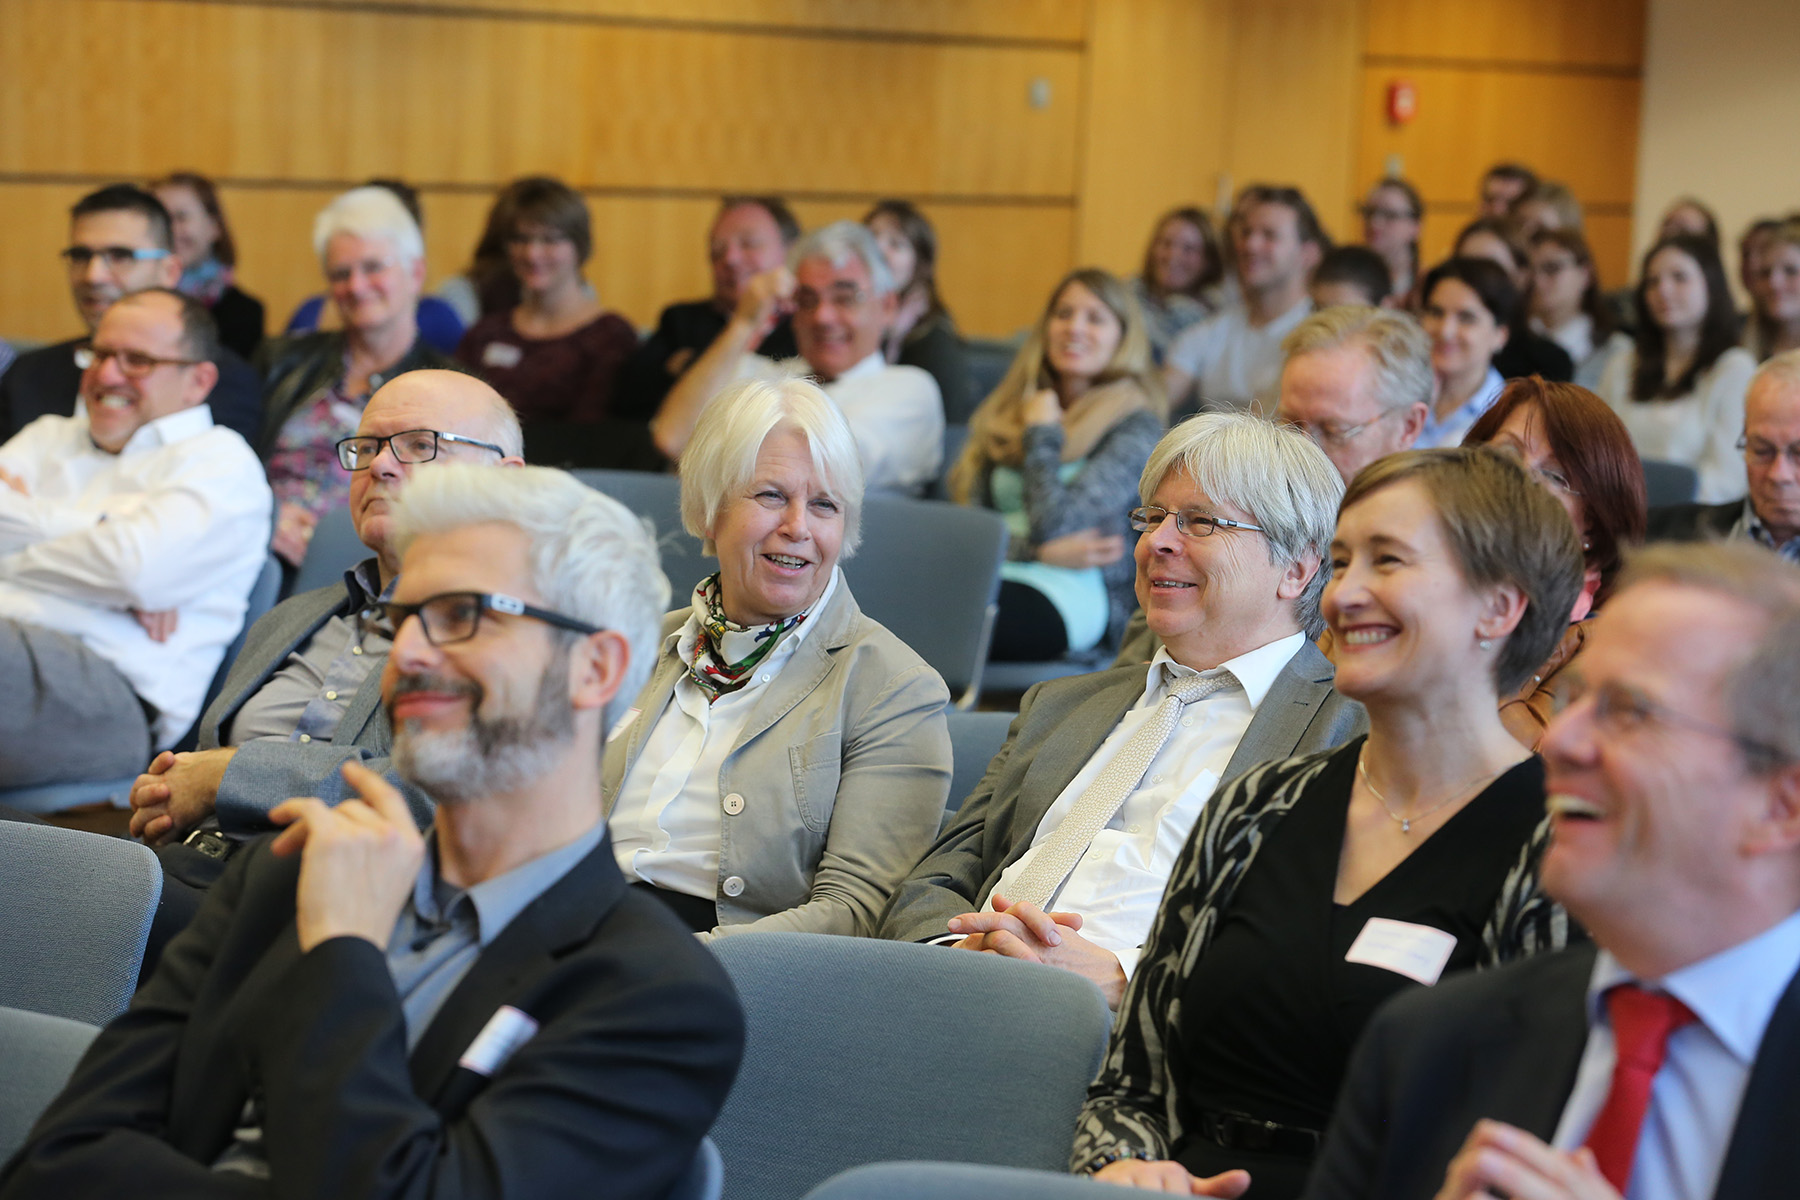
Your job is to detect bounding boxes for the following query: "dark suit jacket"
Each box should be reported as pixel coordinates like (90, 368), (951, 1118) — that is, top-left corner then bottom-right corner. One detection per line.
(0, 832), (745, 1200)
(0, 337), (264, 446)
(196, 569), (416, 834)
(877, 642), (1367, 943)
(615, 299), (798, 419)
(1646, 498), (1743, 543)
(1304, 943), (1800, 1200)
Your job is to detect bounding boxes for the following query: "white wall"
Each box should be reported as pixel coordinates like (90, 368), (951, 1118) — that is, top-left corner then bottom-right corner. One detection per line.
(1635, 0), (1800, 293)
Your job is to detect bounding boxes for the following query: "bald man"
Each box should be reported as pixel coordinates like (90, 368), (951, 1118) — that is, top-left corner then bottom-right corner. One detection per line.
(129, 371), (524, 858)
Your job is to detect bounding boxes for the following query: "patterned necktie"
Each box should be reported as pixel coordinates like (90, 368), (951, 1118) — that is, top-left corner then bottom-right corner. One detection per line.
(1007, 670), (1237, 910)
(1582, 984), (1698, 1192)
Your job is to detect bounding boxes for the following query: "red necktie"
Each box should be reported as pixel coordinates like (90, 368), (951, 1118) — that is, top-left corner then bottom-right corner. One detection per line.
(1582, 984), (1698, 1192)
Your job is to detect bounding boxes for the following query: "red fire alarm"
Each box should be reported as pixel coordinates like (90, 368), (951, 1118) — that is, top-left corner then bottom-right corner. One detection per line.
(1386, 79), (1418, 126)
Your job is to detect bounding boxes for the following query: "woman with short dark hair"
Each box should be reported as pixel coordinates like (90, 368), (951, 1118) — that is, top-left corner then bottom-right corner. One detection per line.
(1415, 257), (1516, 448)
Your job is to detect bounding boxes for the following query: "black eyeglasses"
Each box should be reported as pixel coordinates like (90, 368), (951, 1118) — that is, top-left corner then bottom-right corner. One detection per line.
(1552, 677), (1790, 767)
(1129, 505), (1267, 538)
(336, 429), (506, 471)
(61, 246), (171, 269)
(74, 345), (204, 378)
(793, 283), (867, 312)
(381, 592), (603, 646)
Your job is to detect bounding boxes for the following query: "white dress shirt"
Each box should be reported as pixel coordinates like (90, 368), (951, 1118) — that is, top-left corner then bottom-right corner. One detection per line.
(1595, 346), (1757, 504)
(1164, 298), (1313, 415)
(0, 406), (273, 745)
(740, 352), (943, 494)
(986, 632), (1306, 978)
(1551, 908), (1800, 1200)
(611, 568), (840, 897)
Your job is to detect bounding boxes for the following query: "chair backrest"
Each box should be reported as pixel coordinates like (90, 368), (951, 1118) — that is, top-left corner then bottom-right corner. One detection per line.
(290, 503), (365, 597)
(963, 337), (1021, 407)
(841, 497), (1008, 707)
(1641, 458), (1699, 508)
(572, 468), (715, 599)
(0, 1006), (99, 1166)
(803, 1161), (1122, 1200)
(944, 710), (1015, 819)
(0, 822), (162, 1025)
(670, 1136), (726, 1200)
(707, 933), (1112, 1200)
(930, 424), (970, 500)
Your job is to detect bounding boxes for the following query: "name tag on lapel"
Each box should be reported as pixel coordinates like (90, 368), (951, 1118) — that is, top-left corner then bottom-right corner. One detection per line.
(458, 1005), (540, 1077)
(481, 341), (524, 369)
(1344, 918), (1458, 986)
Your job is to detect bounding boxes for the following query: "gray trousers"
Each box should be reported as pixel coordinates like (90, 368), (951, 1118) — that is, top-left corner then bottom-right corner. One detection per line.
(0, 619), (151, 788)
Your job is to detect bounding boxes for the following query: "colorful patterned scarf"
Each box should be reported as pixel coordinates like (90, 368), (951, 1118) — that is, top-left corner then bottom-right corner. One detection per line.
(681, 573), (814, 702)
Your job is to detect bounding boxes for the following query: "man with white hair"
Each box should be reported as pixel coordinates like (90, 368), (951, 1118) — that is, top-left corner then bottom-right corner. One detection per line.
(129, 371), (524, 863)
(1305, 542), (1800, 1200)
(0, 183), (263, 444)
(651, 219), (944, 493)
(255, 185), (466, 568)
(1, 464), (745, 1200)
(1648, 350), (1800, 563)
(879, 414), (1365, 1007)
(1275, 305), (1432, 484)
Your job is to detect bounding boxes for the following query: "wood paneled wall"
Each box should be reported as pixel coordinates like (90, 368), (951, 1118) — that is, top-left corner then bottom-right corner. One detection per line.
(1355, 0), (1646, 286)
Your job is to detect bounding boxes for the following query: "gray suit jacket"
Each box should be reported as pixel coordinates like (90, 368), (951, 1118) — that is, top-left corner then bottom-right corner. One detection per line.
(198, 566), (424, 833)
(877, 640), (1367, 944)
(602, 581), (952, 938)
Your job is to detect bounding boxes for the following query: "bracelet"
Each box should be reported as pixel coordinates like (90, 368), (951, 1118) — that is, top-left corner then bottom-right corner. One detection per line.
(1088, 1147), (1154, 1173)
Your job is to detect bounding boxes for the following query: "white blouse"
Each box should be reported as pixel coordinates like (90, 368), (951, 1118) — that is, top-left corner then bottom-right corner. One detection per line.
(1595, 346), (1755, 504)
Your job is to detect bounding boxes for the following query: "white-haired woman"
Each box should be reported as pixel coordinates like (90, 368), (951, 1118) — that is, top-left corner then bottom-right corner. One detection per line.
(602, 377), (953, 937)
(1074, 448), (1584, 1200)
(257, 186), (464, 571)
(951, 268), (1166, 659)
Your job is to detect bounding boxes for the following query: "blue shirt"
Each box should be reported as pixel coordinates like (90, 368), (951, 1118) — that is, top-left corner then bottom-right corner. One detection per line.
(1416, 367), (1504, 449)
(1551, 908), (1800, 1200)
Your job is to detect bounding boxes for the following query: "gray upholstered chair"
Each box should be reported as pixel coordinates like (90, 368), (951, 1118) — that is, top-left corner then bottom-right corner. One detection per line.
(1641, 457), (1700, 508)
(0, 1006), (99, 1166)
(290, 503), (365, 597)
(706, 933), (1111, 1200)
(943, 709), (1016, 824)
(0, 821), (161, 1025)
(571, 467), (713, 600)
(803, 1162), (1124, 1200)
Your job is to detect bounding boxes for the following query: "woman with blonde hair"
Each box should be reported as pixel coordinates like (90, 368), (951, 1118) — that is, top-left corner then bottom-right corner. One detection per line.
(951, 268), (1166, 659)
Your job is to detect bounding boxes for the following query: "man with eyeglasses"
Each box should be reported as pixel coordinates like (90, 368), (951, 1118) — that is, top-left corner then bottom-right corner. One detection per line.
(1648, 350), (1800, 563)
(880, 415), (1364, 1006)
(130, 371), (522, 913)
(1304, 541), (1800, 1200)
(0, 288), (271, 790)
(2, 463), (745, 1200)
(1275, 306), (1432, 484)
(651, 220), (943, 494)
(0, 183), (263, 445)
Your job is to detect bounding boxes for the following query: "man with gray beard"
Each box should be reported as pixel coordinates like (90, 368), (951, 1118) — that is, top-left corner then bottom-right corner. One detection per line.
(1, 465), (744, 1200)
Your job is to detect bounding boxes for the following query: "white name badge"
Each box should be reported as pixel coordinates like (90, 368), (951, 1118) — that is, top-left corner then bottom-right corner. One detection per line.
(458, 1005), (540, 1077)
(1344, 917), (1458, 986)
(482, 341), (524, 369)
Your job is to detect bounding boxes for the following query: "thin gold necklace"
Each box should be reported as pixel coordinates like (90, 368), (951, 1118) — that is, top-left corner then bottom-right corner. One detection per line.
(1356, 751), (1504, 835)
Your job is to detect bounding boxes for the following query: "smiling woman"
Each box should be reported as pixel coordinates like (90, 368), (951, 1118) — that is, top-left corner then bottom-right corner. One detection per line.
(602, 376), (952, 938)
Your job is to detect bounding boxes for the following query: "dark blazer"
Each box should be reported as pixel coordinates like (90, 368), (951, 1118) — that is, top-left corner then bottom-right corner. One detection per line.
(210, 284), (266, 362)
(253, 331), (462, 458)
(615, 299), (798, 419)
(0, 832), (745, 1200)
(878, 641), (1366, 943)
(197, 570), (416, 834)
(1646, 499), (1743, 543)
(1303, 943), (1800, 1200)
(0, 336), (264, 446)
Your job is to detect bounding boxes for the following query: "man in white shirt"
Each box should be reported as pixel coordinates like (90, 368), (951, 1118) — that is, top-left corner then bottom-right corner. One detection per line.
(0, 288), (271, 787)
(1165, 187), (1326, 417)
(651, 221), (943, 494)
(1275, 306), (1432, 484)
(878, 414), (1365, 1007)
(1305, 541), (1800, 1200)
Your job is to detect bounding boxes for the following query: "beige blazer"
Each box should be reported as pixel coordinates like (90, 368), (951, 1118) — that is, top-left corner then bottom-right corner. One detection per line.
(602, 581), (952, 938)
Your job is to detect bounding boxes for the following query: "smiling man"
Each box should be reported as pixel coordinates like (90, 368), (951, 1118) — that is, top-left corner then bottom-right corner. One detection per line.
(1305, 541), (1800, 1200)
(879, 414), (1364, 1007)
(1, 464), (744, 1200)
(1275, 306), (1432, 484)
(131, 370), (522, 882)
(651, 220), (943, 493)
(0, 288), (271, 788)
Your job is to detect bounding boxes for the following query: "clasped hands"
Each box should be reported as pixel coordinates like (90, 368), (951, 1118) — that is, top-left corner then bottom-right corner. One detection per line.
(945, 893), (1129, 1009)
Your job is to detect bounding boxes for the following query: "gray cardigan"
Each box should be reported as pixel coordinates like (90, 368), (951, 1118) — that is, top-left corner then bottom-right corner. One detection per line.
(602, 579), (952, 938)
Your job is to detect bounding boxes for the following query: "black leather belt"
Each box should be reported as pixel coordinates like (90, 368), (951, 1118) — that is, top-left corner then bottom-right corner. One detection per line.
(1192, 1108), (1320, 1158)
(182, 828), (240, 862)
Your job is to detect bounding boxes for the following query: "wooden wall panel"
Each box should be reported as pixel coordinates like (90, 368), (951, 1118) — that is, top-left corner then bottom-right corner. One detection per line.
(1365, 0), (1645, 69)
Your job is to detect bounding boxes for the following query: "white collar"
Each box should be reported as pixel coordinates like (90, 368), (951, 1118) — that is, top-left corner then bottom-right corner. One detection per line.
(1147, 630), (1306, 710)
(77, 402), (216, 456)
(822, 351), (888, 386)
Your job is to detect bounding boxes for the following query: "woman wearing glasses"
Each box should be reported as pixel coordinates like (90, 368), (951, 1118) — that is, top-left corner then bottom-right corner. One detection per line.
(256, 187), (462, 574)
(950, 269), (1165, 660)
(1074, 448), (1583, 1200)
(455, 177), (637, 426)
(1358, 178), (1422, 305)
(1525, 229), (1627, 390)
(601, 377), (951, 938)
(1464, 377), (1646, 749)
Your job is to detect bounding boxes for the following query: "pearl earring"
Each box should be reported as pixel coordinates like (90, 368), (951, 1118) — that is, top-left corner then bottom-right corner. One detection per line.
(1478, 638), (1493, 651)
